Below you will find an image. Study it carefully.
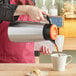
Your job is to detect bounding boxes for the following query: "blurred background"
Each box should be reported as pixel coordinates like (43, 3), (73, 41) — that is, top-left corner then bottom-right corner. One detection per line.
(34, 0), (76, 63)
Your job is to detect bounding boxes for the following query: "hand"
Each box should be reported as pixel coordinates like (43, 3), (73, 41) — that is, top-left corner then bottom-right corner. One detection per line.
(26, 6), (49, 21)
(40, 46), (52, 55)
(14, 5), (49, 21)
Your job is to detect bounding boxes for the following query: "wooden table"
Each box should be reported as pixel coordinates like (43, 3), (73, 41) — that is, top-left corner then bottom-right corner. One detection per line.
(0, 63), (75, 76)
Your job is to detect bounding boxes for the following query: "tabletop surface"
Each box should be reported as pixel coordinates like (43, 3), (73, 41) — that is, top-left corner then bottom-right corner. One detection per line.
(0, 63), (75, 76)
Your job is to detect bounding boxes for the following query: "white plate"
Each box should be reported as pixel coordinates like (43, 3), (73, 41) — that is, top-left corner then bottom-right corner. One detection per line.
(27, 71), (48, 76)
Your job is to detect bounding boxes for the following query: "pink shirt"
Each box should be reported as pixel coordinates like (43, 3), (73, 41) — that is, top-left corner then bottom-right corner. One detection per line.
(0, 0), (35, 63)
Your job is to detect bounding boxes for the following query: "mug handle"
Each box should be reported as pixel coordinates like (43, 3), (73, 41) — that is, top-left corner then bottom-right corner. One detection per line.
(66, 55), (72, 65)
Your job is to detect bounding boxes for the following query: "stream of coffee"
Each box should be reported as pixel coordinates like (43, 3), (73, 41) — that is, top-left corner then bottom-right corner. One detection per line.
(55, 43), (60, 56)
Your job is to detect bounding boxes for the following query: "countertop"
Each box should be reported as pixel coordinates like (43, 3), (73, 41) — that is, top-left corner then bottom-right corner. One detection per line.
(0, 63), (75, 76)
(63, 38), (76, 50)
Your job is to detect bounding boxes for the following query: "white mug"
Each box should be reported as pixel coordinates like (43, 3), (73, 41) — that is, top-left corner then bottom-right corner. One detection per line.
(51, 53), (72, 71)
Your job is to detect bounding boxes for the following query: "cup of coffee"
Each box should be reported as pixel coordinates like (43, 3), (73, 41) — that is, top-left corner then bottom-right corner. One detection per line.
(51, 53), (72, 71)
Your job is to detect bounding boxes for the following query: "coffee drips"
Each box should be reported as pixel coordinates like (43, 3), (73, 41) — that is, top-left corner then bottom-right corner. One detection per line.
(55, 43), (60, 56)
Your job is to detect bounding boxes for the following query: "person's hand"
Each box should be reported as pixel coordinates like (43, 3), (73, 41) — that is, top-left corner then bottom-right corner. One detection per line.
(26, 6), (49, 21)
(14, 5), (49, 21)
(40, 46), (52, 55)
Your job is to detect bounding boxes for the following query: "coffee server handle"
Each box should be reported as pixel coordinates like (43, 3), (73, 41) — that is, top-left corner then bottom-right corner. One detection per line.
(44, 15), (52, 24)
(46, 16), (52, 24)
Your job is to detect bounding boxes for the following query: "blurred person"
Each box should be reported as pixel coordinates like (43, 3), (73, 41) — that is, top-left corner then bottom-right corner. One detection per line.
(0, 0), (51, 63)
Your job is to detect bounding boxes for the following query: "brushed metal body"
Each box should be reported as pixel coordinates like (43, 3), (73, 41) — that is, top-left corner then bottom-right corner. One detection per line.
(8, 21), (45, 42)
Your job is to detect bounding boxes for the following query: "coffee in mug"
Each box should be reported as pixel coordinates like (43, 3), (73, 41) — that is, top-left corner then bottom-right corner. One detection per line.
(51, 53), (72, 71)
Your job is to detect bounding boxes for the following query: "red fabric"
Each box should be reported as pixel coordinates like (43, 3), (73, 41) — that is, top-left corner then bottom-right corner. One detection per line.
(0, 0), (35, 63)
(11, 0), (34, 22)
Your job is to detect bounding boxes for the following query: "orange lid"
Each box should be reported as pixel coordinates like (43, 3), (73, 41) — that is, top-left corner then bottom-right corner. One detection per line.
(50, 24), (57, 40)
